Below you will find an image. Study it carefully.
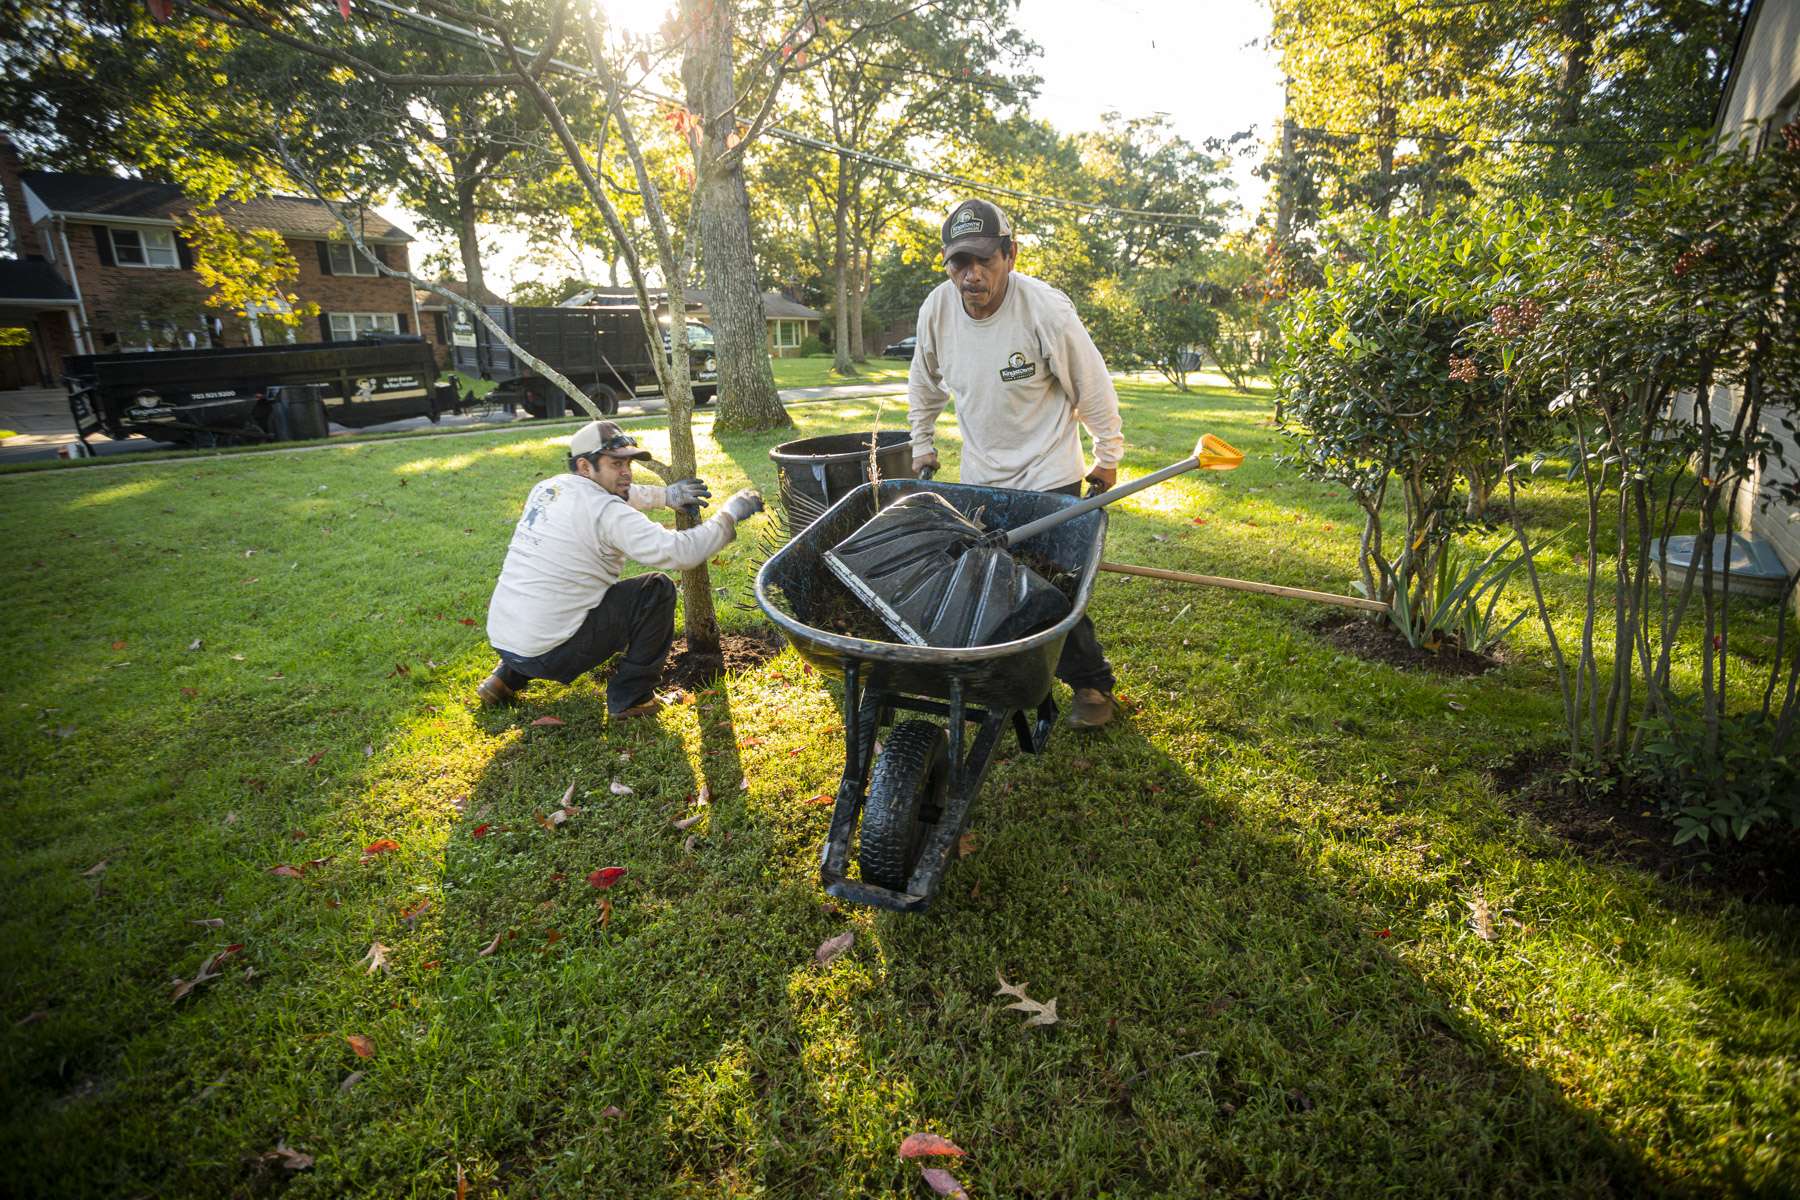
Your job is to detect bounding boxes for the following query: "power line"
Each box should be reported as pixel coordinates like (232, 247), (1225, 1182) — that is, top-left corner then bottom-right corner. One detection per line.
(325, 0), (1227, 230)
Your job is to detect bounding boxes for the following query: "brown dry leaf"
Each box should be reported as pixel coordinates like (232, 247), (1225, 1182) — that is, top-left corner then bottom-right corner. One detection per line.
(1469, 893), (1496, 942)
(530, 715), (565, 727)
(673, 813), (702, 830)
(682, 835), (697, 853)
(111, 639), (127, 650)
(477, 931), (505, 957)
(339, 1070), (364, 1093)
(921, 1166), (969, 1197)
(191, 918), (225, 929)
(957, 831), (978, 859)
(600, 897), (614, 928)
(609, 779), (634, 796)
(268, 1142), (313, 1171)
(559, 781), (578, 808)
(400, 900), (431, 923)
(270, 865), (305, 879)
(995, 970), (1058, 1026)
(537, 809), (568, 831)
(361, 942), (391, 974)
(455, 1163), (468, 1200)
(81, 860), (109, 877)
(600, 1104), (623, 1119)
(15, 1010), (49, 1026)
(815, 930), (854, 966)
(899, 1133), (967, 1159)
(346, 1034), (376, 1059)
(738, 776), (749, 791)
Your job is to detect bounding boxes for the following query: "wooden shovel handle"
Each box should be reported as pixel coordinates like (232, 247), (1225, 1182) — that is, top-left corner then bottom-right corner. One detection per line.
(1099, 560), (1389, 613)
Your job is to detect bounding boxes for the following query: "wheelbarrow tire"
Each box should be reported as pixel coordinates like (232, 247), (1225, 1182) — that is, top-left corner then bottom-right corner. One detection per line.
(858, 720), (948, 891)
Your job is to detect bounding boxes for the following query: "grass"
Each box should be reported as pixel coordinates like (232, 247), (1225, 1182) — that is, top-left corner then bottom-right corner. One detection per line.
(771, 356), (912, 389)
(2, 379), (1796, 1198)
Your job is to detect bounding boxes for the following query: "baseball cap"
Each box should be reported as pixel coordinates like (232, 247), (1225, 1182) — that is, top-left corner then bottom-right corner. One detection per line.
(569, 420), (651, 460)
(940, 198), (1013, 260)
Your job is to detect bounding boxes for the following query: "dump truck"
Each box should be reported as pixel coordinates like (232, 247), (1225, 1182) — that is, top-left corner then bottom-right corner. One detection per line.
(65, 336), (458, 449)
(447, 304), (716, 416)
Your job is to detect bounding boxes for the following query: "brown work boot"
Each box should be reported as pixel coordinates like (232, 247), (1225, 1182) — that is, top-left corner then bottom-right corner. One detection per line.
(476, 671), (517, 708)
(611, 694), (663, 721)
(1067, 687), (1115, 730)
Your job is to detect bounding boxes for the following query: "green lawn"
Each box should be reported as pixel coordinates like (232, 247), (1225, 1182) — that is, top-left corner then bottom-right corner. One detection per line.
(772, 355), (912, 389)
(2, 380), (1795, 1197)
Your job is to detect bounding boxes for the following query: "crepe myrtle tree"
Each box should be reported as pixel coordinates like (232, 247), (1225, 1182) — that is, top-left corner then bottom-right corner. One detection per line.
(208, 0), (822, 669)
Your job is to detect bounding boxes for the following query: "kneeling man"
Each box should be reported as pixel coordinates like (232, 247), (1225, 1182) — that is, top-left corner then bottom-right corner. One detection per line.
(478, 419), (762, 718)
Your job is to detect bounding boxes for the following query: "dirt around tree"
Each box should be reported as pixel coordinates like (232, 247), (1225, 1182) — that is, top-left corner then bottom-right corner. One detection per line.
(1309, 611), (1500, 676)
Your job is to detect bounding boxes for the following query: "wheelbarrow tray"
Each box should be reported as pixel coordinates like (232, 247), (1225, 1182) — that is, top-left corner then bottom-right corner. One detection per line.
(755, 479), (1108, 912)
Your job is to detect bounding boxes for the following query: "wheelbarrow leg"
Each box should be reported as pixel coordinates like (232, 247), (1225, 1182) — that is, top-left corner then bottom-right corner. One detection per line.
(820, 662), (883, 885)
(1011, 693), (1059, 755)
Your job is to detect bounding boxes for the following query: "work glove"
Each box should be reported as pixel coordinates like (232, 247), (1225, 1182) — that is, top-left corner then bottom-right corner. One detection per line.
(722, 488), (765, 523)
(913, 449), (939, 480)
(1084, 464), (1118, 497)
(665, 478), (711, 512)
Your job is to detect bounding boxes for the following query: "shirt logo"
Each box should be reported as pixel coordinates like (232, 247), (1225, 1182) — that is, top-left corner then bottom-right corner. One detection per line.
(949, 210), (985, 238)
(999, 351), (1037, 382)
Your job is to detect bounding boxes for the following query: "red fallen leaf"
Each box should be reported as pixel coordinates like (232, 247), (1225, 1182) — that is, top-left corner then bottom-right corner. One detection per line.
(387, 663), (410, 678)
(180, 687), (198, 699)
(472, 823), (492, 838)
(1375, 929), (1392, 938)
(363, 839), (400, 856)
(111, 640), (126, 650)
(600, 897), (613, 928)
(920, 1167), (968, 1197)
(456, 1163), (467, 1200)
(324, 898), (340, 909)
(549, 872), (566, 882)
(305, 752), (323, 767)
(1712, 634), (1723, 650)
(346, 1034), (375, 1059)
(544, 929), (563, 945)
(587, 867), (627, 889)
(899, 1133), (967, 1159)
(270, 865), (305, 878)
(400, 900), (430, 922)
(459, 617), (477, 625)
(421, 960), (441, 969)
(477, 931), (505, 956)
(531, 716), (565, 727)
(804, 794), (832, 806)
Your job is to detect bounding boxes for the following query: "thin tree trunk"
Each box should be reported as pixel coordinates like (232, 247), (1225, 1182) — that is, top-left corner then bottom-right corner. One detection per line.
(455, 178), (487, 371)
(850, 248), (868, 363)
(681, 0), (791, 433)
(830, 151), (855, 376)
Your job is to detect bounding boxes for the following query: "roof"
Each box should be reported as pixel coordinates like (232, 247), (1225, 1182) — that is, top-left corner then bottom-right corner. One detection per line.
(564, 285), (822, 320)
(18, 170), (413, 241)
(416, 279), (507, 308)
(0, 257), (77, 305)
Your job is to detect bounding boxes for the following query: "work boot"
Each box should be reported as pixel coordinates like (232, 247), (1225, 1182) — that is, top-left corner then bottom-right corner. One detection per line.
(611, 694), (663, 721)
(476, 671), (517, 708)
(1067, 687), (1115, 730)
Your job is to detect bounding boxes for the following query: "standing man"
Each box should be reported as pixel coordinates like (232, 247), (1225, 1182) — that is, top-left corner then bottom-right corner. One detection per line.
(908, 198), (1126, 729)
(477, 419), (763, 719)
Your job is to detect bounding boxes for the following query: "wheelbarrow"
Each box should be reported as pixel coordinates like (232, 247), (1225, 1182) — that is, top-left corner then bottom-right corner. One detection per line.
(755, 478), (1107, 913)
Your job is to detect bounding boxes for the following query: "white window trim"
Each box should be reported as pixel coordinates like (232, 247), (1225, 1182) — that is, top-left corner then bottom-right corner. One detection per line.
(110, 226), (179, 270)
(328, 312), (401, 340)
(773, 319), (801, 349)
(327, 241), (383, 276)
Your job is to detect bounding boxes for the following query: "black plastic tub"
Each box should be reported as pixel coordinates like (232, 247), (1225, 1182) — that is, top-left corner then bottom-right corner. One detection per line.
(755, 478), (1107, 712)
(768, 431), (915, 533)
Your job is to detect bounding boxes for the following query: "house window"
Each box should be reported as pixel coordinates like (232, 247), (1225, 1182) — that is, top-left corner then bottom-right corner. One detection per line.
(327, 242), (383, 276)
(328, 312), (401, 339)
(110, 227), (180, 269)
(773, 320), (801, 349)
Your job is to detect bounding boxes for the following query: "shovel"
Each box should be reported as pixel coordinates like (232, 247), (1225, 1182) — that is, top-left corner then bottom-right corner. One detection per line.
(825, 433), (1244, 647)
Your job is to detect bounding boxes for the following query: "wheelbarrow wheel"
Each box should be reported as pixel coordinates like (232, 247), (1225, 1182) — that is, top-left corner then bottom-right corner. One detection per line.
(858, 720), (948, 891)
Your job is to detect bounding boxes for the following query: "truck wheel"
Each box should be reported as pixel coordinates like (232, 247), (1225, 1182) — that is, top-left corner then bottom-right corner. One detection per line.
(858, 720), (948, 891)
(583, 383), (620, 416)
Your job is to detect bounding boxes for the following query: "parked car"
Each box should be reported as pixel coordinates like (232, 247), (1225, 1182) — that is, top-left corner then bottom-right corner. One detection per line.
(882, 336), (916, 361)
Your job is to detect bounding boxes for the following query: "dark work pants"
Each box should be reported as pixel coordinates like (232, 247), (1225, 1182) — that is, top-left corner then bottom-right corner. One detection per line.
(1046, 482), (1115, 693)
(493, 573), (678, 715)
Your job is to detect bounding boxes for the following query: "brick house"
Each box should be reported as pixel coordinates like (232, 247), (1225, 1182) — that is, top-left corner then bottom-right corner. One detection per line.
(0, 139), (423, 382)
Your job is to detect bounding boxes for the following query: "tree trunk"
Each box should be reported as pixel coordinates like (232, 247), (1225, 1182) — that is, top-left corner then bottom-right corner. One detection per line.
(455, 178), (487, 372)
(830, 151), (856, 376)
(849, 249), (868, 363)
(681, 0), (791, 433)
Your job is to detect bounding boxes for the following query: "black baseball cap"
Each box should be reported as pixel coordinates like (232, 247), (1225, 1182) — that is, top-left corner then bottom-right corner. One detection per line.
(941, 198), (1013, 259)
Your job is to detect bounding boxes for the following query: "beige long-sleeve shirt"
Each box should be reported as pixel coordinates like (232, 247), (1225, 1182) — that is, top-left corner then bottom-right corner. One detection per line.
(907, 271), (1124, 492)
(487, 475), (737, 657)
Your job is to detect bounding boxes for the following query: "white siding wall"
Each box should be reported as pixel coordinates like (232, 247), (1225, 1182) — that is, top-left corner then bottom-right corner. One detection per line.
(1718, 0), (1800, 142)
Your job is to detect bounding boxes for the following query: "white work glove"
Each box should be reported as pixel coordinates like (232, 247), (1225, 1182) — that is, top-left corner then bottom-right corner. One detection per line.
(722, 489), (764, 523)
(913, 449), (939, 479)
(665, 478), (711, 512)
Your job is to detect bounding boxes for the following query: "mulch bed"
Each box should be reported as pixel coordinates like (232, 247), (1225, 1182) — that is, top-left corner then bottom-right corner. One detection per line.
(661, 625), (786, 691)
(1309, 611), (1500, 676)
(1493, 748), (1800, 906)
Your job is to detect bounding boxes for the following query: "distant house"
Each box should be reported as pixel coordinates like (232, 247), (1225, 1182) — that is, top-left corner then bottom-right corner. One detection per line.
(561, 285), (823, 358)
(1694, 0), (1800, 584)
(0, 137), (422, 385)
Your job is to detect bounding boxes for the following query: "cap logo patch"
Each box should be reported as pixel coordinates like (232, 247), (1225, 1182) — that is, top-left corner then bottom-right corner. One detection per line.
(949, 209), (985, 238)
(999, 351), (1036, 382)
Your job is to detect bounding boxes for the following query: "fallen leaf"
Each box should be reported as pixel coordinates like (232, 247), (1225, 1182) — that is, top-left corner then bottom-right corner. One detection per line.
(268, 1142), (314, 1171)
(683, 835), (697, 853)
(739, 776), (749, 791)
(995, 970), (1058, 1026)
(420, 960), (440, 969)
(111, 639), (126, 650)
(740, 737), (765, 748)
(549, 872), (566, 883)
(673, 814), (702, 830)
(478, 931), (506, 956)
(231, 653), (245, 661)
(339, 1071), (364, 1093)
(456, 1163), (468, 1200)
(361, 838), (400, 859)
(81, 860), (108, 877)
(920, 1166), (968, 1197)
(957, 831), (977, 859)
(305, 752), (323, 767)
(587, 867), (628, 889)
(180, 687), (198, 699)
(600, 897), (613, 928)
(1469, 893), (1496, 942)
(600, 1104), (623, 1119)
(899, 1133), (967, 1159)
(191, 918), (225, 928)
(188, 637), (203, 651)
(305, 856), (334, 870)
(361, 942), (391, 974)
(803, 794), (832, 807)
(400, 900), (431, 923)
(609, 779), (633, 795)
(544, 929), (563, 945)
(530, 715), (565, 727)
(696, 783), (711, 806)
(815, 930), (854, 965)
(472, 823), (492, 838)
(14, 1011), (48, 1026)
(346, 1034), (375, 1059)
(270, 865), (305, 878)
(537, 809), (568, 830)
(386, 663), (410, 678)
(459, 617), (477, 626)
(559, 781), (578, 808)
(363, 744), (374, 757)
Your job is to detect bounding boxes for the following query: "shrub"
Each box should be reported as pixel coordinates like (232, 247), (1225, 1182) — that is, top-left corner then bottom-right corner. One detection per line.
(799, 335), (827, 357)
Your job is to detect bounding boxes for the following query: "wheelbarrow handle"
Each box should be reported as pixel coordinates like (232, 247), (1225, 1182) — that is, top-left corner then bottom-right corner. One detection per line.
(1002, 433), (1244, 547)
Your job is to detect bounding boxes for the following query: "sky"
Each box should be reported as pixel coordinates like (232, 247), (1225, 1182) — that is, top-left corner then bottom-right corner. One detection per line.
(415, 0), (1283, 294)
